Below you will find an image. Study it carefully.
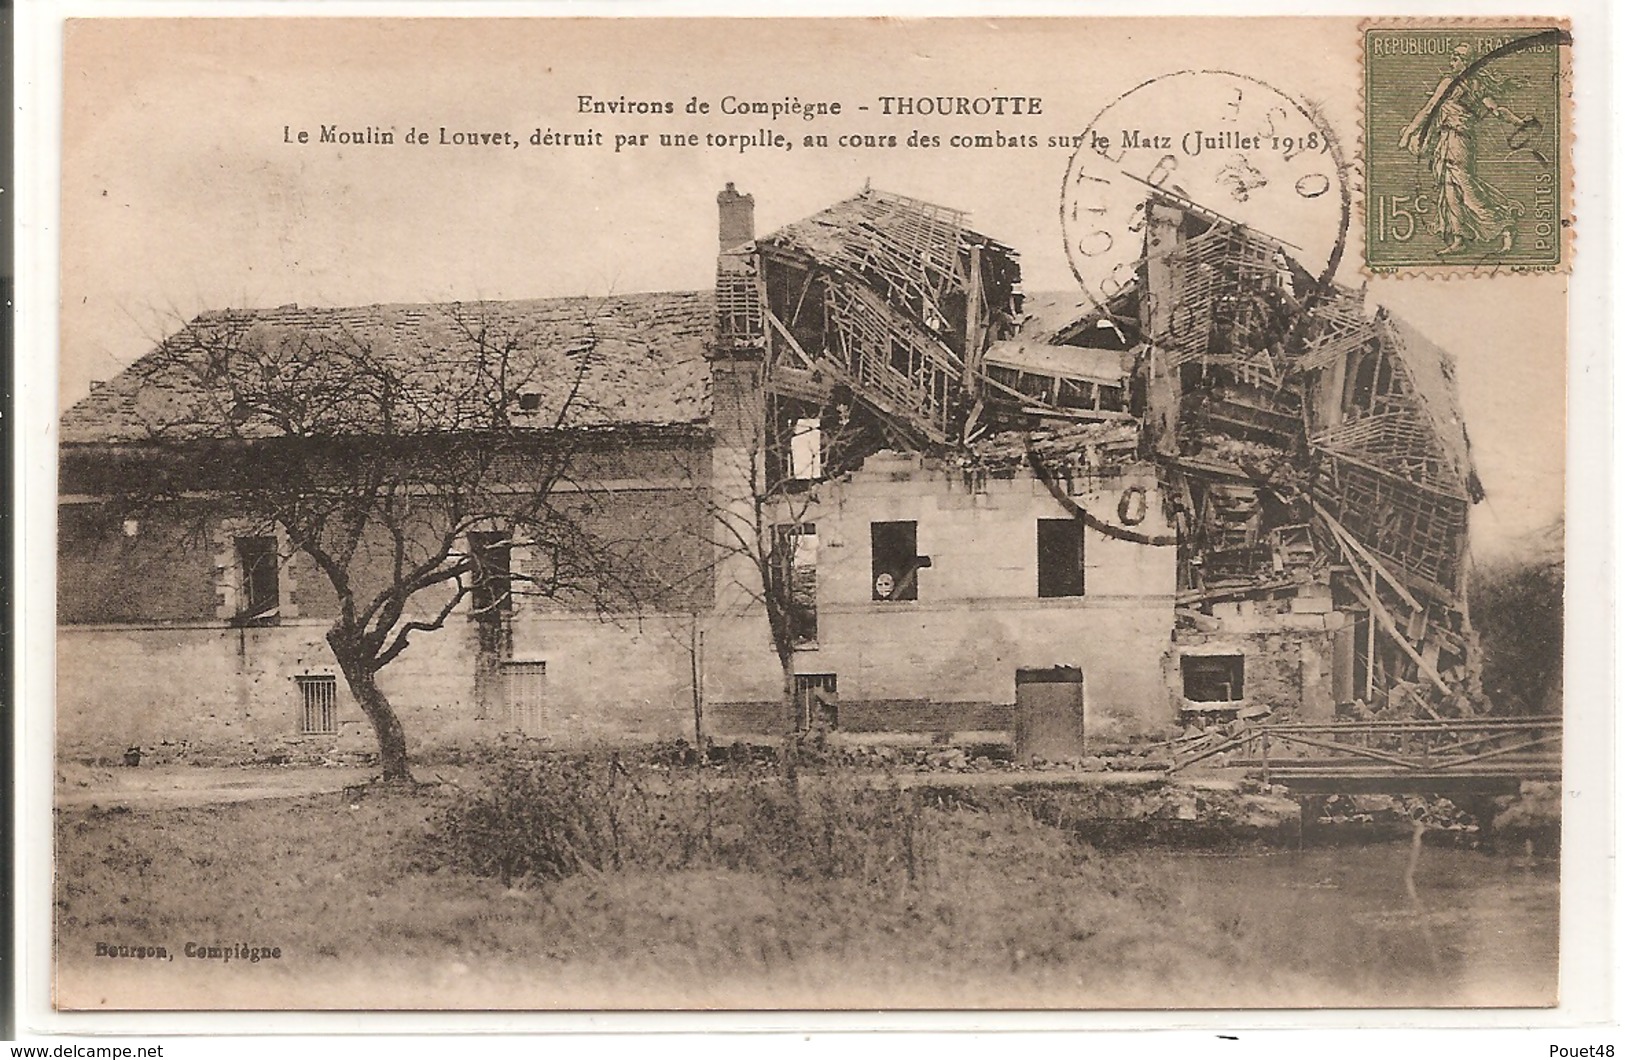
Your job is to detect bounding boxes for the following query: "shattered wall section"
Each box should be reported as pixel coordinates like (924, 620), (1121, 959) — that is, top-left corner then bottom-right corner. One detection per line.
(1169, 599), (1350, 725)
(706, 447), (1180, 741)
(1125, 193), (1485, 719)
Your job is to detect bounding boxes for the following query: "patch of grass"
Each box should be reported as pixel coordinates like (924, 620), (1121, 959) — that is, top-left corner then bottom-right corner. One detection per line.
(53, 759), (1558, 1009)
(424, 755), (924, 887)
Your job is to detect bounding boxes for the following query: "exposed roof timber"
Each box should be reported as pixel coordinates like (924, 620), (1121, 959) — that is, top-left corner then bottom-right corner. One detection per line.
(1130, 179), (1303, 252)
(983, 339), (1126, 385)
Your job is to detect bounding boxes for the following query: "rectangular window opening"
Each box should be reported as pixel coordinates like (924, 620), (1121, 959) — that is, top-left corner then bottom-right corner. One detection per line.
(1056, 378), (1097, 410)
(870, 520), (919, 602)
(1037, 518), (1085, 598)
(296, 675), (338, 735)
(1017, 371), (1054, 402)
(794, 673), (838, 732)
(1181, 654), (1245, 703)
(789, 418), (823, 481)
(772, 523), (819, 646)
(502, 660), (548, 735)
(468, 530), (513, 617)
(236, 535), (281, 623)
(890, 339), (912, 376)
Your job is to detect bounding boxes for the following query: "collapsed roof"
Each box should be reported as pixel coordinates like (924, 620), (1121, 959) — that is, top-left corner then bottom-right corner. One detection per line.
(729, 186), (1485, 716)
(59, 184), (1489, 717)
(716, 187), (1024, 449)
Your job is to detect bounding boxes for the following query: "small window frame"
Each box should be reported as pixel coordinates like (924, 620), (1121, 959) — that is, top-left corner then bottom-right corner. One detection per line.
(235, 535), (281, 624)
(870, 520), (920, 602)
(1037, 518), (1085, 599)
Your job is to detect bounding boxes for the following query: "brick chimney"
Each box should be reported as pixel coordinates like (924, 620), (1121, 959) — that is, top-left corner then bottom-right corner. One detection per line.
(717, 182), (755, 250)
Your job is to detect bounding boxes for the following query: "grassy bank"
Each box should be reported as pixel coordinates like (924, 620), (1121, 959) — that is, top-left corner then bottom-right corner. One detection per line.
(54, 759), (1554, 1009)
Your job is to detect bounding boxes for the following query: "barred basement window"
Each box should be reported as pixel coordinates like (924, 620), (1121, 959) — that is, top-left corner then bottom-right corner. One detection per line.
(502, 660), (548, 735)
(296, 675), (338, 735)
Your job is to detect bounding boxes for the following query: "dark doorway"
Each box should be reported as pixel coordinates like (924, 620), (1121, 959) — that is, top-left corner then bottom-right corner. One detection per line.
(870, 521), (920, 601)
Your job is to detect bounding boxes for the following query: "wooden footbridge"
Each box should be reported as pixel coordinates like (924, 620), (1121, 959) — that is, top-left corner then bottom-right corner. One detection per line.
(1170, 716), (1562, 795)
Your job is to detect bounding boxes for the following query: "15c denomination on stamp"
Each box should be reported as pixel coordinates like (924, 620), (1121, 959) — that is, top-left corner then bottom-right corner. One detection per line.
(1364, 25), (1568, 272)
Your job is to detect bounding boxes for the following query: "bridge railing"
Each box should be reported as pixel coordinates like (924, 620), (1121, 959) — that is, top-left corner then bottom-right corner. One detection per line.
(1170, 716), (1563, 782)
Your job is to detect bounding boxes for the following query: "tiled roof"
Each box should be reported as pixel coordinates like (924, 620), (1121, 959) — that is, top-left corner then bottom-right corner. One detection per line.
(61, 292), (715, 445)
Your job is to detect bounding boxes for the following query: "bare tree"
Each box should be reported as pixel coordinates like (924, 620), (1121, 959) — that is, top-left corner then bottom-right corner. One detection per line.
(695, 365), (885, 772)
(100, 303), (647, 781)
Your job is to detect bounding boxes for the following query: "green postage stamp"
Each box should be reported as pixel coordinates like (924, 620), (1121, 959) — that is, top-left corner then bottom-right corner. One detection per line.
(1364, 25), (1567, 271)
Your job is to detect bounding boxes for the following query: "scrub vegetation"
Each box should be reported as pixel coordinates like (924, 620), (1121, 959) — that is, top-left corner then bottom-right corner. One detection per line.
(54, 752), (1556, 1009)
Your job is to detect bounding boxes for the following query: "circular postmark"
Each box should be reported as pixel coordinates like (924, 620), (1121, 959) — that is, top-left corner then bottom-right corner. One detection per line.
(1060, 70), (1352, 321)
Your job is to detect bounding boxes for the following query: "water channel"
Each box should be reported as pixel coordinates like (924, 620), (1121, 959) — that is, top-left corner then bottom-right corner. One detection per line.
(1141, 841), (1560, 1007)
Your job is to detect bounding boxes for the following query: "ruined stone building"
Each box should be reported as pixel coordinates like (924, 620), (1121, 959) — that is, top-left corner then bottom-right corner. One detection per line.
(57, 183), (1484, 759)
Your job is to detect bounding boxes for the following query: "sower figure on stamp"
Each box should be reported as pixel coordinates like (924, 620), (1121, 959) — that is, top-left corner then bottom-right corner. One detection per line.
(1399, 42), (1529, 255)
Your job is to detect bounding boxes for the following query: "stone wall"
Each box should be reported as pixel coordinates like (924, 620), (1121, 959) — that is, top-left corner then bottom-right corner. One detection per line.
(707, 452), (1181, 740)
(57, 611), (706, 760)
(58, 443), (1190, 756)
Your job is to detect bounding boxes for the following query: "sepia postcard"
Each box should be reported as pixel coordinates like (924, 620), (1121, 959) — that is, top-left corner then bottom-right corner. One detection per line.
(40, 14), (1599, 1018)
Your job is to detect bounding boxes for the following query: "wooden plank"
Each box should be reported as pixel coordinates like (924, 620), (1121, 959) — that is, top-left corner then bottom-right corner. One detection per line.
(963, 243), (984, 393)
(1341, 553), (1451, 696)
(1312, 499), (1424, 611)
(763, 305), (816, 369)
(763, 364), (834, 404)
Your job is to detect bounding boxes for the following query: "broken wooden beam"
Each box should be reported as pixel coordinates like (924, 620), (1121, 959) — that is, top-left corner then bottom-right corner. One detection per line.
(1340, 554), (1451, 697)
(1312, 499), (1423, 612)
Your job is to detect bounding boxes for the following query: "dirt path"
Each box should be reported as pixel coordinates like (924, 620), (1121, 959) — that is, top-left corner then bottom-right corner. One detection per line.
(55, 763), (375, 810)
(53, 758), (1251, 812)
(890, 768), (1242, 790)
